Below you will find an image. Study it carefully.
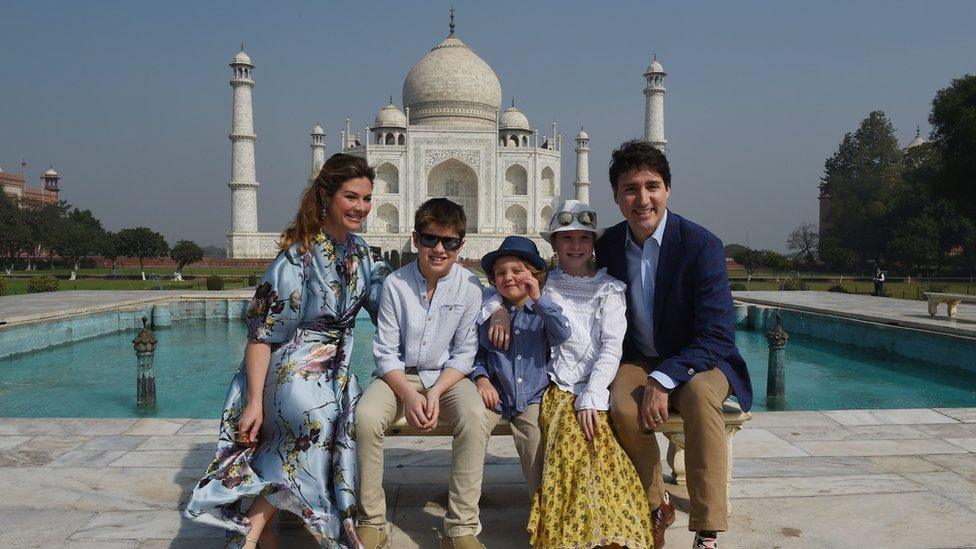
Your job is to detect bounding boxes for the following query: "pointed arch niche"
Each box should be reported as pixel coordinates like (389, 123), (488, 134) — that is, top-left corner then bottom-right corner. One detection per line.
(375, 163), (399, 194)
(504, 164), (528, 196)
(504, 204), (528, 235)
(375, 203), (400, 233)
(540, 205), (554, 229)
(427, 158), (479, 232)
(541, 167), (556, 197)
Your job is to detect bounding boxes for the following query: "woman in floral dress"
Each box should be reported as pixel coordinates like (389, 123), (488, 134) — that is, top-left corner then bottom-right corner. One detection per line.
(184, 154), (390, 549)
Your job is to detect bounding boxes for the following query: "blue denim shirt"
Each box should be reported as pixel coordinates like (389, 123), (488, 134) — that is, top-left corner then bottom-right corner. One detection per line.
(470, 295), (572, 419)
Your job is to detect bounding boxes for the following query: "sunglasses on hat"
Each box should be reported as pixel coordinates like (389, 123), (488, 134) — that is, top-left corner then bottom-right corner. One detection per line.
(416, 232), (463, 251)
(555, 210), (597, 227)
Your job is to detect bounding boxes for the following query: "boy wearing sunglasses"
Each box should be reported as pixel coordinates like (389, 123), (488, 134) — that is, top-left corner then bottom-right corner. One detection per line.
(356, 198), (498, 549)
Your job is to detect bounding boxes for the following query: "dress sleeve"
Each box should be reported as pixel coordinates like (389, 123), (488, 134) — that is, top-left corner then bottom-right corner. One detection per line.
(245, 248), (307, 344)
(362, 244), (392, 325)
(576, 282), (627, 411)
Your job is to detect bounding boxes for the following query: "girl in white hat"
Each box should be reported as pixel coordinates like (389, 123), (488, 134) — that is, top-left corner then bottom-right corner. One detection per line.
(526, 199), (653, 548)
(481, 200), (654, 549)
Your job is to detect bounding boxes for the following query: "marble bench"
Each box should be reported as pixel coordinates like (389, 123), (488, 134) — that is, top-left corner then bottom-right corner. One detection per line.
(386, 400), (751, 513)
(924, 292), (976, 318)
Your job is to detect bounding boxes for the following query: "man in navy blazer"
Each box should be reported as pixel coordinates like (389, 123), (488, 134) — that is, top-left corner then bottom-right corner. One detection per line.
(596, 140), (751, 548)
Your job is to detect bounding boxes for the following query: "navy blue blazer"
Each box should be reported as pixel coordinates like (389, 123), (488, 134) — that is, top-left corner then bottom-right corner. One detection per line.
(595, 211), (753, 412)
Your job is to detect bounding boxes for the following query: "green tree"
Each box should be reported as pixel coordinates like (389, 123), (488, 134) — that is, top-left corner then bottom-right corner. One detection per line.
(724, 243), (748, 258)
(117, 227), (169, 278)
(821, 111), (903, 263)
(0, 193), (30, 273)
(101, 231), (120, 275)
(930, 74), (976, 223)
(170, 240), (204, 277)
(889, 216), (939, 276)
(732, 248), (763, 281)
(51, 209), (107, 279)
(819, 241), (858, 274)
(761, 250), (791, 272)
(23, 202), (66, 270)
(891, 142), (971, 274)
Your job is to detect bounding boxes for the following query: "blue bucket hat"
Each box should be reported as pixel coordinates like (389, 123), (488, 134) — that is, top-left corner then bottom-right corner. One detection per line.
(481, 236), (548, 275)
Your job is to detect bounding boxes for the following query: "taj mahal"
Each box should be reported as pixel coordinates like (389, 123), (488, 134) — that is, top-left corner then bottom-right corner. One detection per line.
(225, 13), (667, 259)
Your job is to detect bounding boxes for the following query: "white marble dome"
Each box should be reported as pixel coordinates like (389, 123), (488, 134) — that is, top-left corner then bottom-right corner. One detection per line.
(576, 128), (589, 140)
(43, 167), (58, 177)
(499, 105), (530, 130)
(374, 103), (407, 127)
(311, 123), (324, 135)
(649, 58), (664, 73)
(402, 35), (502, 128)
(233, 50), (252, 65)
(907, 135), (927, 148)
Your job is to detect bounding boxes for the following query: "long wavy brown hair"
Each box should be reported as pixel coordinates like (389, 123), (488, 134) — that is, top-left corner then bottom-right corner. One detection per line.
(278, 153), (375, 252)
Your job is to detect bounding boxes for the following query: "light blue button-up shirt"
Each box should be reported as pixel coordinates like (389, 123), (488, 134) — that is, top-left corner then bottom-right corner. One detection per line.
(372, 261), (484, 389)
(624, 209), (676, 390)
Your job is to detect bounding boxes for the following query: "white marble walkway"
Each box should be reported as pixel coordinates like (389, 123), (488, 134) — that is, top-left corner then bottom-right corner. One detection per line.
(734, 291), (976, 338)
(1, 409), (975, 548)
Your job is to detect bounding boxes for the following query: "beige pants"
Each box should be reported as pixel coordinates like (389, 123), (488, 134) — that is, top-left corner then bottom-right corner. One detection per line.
(609, 361), (731, 532)
(501, 403), (543, 496)
(355, 374), (499, 537)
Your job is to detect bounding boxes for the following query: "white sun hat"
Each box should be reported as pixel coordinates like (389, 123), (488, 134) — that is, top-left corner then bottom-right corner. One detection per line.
(540, 199), (604, 243)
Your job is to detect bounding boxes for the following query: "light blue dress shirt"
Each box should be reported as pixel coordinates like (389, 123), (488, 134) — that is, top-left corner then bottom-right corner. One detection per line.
(470, 295), (571, 419)
(372, 261), (484, 389)
(624, 209), (676, 390)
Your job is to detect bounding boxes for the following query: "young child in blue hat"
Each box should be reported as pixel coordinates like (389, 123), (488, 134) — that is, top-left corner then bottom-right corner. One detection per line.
(471, 235), (571, 497)
(482, 202), (653, 548)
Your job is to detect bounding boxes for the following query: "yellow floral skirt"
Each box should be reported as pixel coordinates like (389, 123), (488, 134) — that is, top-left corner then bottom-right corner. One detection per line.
(527, 386), (653, 549)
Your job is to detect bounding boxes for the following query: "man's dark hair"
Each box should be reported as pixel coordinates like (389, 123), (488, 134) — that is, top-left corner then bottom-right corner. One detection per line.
(608, 139), (671, 192)
(414, 197), (467, 238)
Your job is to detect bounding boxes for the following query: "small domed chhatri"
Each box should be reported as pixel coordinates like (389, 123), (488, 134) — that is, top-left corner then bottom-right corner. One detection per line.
(374, 101), (407, 128)
(233, 46), (252, 66)
(648, 56), (664, 74)
(499, 103), (530, 130)
(906, 125), (928, 149)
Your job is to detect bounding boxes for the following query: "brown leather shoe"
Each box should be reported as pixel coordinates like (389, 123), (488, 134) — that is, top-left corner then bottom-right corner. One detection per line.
(650, 492), (676, 548)
(439, 534), (486, 549)
(355, 524), (390, 549)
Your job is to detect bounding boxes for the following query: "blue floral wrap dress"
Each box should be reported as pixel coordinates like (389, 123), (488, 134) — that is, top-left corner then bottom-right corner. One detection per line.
(184, 232), (390, 548)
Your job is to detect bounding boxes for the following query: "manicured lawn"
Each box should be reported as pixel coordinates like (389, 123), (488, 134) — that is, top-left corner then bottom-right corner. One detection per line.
(3, 266), (264, 277)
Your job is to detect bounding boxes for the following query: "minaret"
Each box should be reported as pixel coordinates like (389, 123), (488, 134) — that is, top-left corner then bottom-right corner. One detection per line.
(344, 118), (354, 149)
(228, 45), (259, 234)
(574, 128), (591, 203)
(310, 122), (325, 181)
(643, 54), (667, 150)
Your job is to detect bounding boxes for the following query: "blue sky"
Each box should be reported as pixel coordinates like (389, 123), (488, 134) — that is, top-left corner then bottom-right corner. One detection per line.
(2, 1), (973, 250)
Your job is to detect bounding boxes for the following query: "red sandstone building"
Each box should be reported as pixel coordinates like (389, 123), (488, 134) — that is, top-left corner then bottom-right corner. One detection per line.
(0, 162), (61, 206)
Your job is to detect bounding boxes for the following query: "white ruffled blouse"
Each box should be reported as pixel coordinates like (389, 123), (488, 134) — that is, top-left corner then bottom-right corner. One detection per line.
(545, 268), (627, 411)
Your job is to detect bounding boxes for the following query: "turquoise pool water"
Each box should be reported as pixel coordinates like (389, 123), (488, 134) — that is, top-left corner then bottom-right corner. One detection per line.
(1, 317), (974, 417)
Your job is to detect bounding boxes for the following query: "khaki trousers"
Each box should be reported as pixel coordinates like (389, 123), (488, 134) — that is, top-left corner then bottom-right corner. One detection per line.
(502, 403), (543, 496)
(355, 374), (499, 537)
(609, 361), (730, 531)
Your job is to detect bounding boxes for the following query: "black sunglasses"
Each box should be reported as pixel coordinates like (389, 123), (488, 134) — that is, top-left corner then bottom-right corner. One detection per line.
(554, 210), (597, 227)
(416, 232), (463, 251)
